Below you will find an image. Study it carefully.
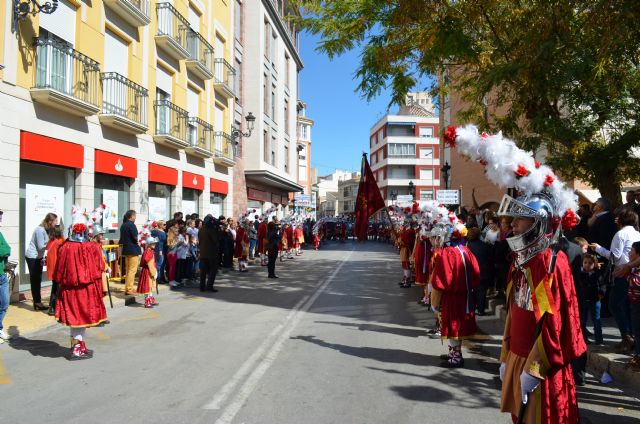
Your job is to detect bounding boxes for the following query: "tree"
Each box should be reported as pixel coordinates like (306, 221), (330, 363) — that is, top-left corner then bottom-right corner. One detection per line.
(293, 0), (640, 207)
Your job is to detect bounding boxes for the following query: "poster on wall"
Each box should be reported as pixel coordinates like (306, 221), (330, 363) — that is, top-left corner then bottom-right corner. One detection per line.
(25, 184), (65, 271)
(209, 203), (221, 219)
(182, 200), (196, 216)
(149, 197), (168, 221)
(102, 189), (119, 230)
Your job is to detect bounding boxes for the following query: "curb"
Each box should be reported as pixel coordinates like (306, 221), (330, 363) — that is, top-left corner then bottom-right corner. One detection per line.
(489, 301), (640, 388)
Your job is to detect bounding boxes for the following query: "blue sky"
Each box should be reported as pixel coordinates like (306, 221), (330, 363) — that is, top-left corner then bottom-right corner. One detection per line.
(298, 32), (398, 175)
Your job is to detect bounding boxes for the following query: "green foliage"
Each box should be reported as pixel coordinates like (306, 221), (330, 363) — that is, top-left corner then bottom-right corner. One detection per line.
(293, 0), (640, 204)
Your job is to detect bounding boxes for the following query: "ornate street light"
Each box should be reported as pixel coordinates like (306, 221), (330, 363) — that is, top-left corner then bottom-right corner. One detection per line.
(408, 181), (415, 198)
(231, 112), (255, 144)
(441, 162), (451, 189)
(14, 0), (58, 21)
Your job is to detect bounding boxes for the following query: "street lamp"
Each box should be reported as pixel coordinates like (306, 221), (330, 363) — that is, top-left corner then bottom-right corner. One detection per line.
(408, 181), (415, 199)
(441, 162), (451, 189)
(230, 112), (255, 144)
(390, 190), (398, 204)
(14, 0), (58, 21)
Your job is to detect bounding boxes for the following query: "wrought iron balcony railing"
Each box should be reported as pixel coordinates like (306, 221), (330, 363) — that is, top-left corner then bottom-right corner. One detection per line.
(187, 117), (213, 152)
(186, 30), (214, 79)
(154, 99), (189, 143)
(214, 131), (234, 162)
(156, 3), (189, 58)
(32, 37), (101, 111)
(213, 58), (235, 98)
(100, 72), (148, 130)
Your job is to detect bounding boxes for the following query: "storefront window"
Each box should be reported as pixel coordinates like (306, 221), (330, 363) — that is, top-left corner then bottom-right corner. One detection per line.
(149, 182), (173, 221)
(210, 193), (226, 218)
(94, 173), (130, 241)
(19, 161), (75, 289)
(182, 188), (200, 216)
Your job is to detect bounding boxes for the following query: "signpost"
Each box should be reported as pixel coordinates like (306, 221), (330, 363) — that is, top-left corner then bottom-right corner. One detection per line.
(436, 189), (461, 205)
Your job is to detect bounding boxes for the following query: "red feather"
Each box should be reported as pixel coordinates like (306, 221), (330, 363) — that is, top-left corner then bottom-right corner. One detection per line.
(444, 126), (457, 148)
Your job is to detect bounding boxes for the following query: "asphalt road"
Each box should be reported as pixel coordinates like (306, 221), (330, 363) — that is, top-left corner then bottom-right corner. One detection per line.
(0, 241), (638, 424)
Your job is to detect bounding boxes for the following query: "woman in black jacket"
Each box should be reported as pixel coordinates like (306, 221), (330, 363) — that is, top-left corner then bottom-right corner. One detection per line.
(119, 210), (141, 295)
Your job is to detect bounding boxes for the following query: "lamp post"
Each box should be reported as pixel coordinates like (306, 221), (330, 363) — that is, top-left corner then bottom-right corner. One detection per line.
(14, 0), (58, 21)
(390, 190), (398, 206)
(441, 162), (451, 190)
(231, 112), (255, 144)
(408, 181), (415, 200)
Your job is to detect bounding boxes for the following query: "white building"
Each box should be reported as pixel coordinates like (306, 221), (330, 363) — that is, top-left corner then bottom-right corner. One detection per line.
(313, 169), (353, 217)
(369, 93), (441, 204)
(239, 0), (304, 214)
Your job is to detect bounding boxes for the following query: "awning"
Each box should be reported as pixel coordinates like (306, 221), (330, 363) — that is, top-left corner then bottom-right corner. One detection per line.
(182, 171), (204, 191)
(148, 163), (178, 186)
(20, 131), (84, 169)
(95, 150), (137, 179)
(245, 170), (304, 193)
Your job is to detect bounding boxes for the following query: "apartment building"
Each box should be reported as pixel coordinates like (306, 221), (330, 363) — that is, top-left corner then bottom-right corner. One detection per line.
(240, 0), (304, 214)
(313, 169), (352, 218)
(337, 172), (361, 217)
(369, 93), (441, 204)
(1, 0), (236, 294)
(296, 100), (313, 195)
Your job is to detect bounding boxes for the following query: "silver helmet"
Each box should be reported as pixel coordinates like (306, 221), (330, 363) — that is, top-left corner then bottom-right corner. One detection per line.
(498, 191), (557, 267)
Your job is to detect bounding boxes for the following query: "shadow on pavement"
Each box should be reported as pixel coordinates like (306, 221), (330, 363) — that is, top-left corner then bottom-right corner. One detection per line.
(312, 321), (427, 338)
(7, 336), (69, 359)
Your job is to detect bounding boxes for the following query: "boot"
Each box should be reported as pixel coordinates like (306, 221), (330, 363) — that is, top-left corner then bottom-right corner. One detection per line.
(144, 297), (152, 308)
(150, 296), (159, 306)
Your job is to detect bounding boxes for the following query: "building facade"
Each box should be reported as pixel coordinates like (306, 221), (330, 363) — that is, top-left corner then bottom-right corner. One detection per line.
(313, 169), (352, 218)
(0, 0), (308, 296)
(296, 100), (313, 195)
(369, 94), (441, 205)
(337, 173), (360, 216)
(239, 0), (304, 214)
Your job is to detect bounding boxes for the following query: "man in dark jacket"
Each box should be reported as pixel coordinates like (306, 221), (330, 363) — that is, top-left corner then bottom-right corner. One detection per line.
(587, 198), (617, 250)
(467, 228), (495, 315)
(199, 215), (221, 292)
(119, 210), (141, 295)
(267, 220), (281, 279)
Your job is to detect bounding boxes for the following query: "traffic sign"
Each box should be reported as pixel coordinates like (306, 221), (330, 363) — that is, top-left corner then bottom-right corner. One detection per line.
(436, 189), (460, 205)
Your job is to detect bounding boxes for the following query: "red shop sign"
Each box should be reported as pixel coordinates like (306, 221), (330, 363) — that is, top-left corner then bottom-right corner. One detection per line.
(182, 171), (204, 191)
(95, 150), (137, 178)
(20, 131), (84, 169)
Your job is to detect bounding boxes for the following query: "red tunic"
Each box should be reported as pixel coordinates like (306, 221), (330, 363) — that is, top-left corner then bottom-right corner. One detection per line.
(234, 227), (247, 259)
(137, 248), (155, 294)
(286, 226), (294, 248)
(413, 237), (432, 285)
(431, 244), (480, 339)
(54, 241), (107, 327)
(293, 228), (304, 248)
(257, 222), (267, 254)
(500, 249), (585, 424)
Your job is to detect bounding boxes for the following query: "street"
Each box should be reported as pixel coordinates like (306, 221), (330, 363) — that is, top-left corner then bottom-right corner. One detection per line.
(0, 241), (639, 424)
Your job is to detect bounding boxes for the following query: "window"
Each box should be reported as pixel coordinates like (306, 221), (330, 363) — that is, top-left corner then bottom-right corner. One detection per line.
(263, 130), (269, 162)
(377, 131), (383, 143)
(419, 126), (434, 138)
(284, 99), (289, 134)
(235, 58), (242, 105)
(235, 0), (243, 43)
(271, 31), (277, 64)
(285, 54), (290, 87)
(36, 29), (73, 95)
(284, 144), (289, 173)
(419, 147), (433, 159)
(419, 168), (434, 180)
(188, 6), (200, 32)
(149, 183), (173, 221)
(155, 88), (170, 134)
(264, 21), (270, 60)
(343, 187), (349, 197)
(271, 137), (276, 166)
(271, 85), (276, 120)
(420, 190), (434, 201)
(104, 30), (128, 77)
(263, 74), (269, 116)
(388, 143), (416, 157)
(187, 87), (199, 144)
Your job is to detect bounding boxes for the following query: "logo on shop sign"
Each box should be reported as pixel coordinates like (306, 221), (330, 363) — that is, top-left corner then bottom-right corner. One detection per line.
(115, 159), (124, 172)
(193, 177), (198, 185)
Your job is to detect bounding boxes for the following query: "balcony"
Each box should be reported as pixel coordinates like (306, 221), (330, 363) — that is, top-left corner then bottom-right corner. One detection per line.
(213, 131), (235, 166)
(185, 117), (214, 158)
(104, 0), (150, 27)
(30, 38), (101, 117)
(155, 3), (190, 60)
(186, 31), (214, 80)
(213, 58), (235, 98)
(153, 100), (189, 149)
(99, 72), (148, 134)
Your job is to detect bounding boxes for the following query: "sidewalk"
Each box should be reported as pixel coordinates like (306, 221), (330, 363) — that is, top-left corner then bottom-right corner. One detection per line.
(489, 299), (640, 388)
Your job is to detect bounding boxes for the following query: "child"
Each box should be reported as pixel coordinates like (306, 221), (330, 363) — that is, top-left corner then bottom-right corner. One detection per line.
(45, 225), (65, 316)
(138, 236), (159, 308)
(573, 237), (589, 255)
(627, 241), (640, 369)
(579, 254), (604, 345)
(90, 225), (109, 298)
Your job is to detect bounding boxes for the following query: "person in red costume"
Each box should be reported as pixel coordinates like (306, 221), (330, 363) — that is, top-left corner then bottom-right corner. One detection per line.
(398, 221), (416, 288)
(498, 193), (586, 424)
(54, 206), (107, 361)
(413, 225), (433, 307)
(234, 220), (250, 272)
(431, 218), (480, 367)
(137, 236), (159, 308)
(285, 223), (295, 259)
(257, 218), (268, 266)
(293, 224), (304, 255)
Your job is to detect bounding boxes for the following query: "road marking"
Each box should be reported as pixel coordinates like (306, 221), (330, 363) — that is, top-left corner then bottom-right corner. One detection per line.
(124, 310), (160, 321)
(210, 249), (353, 423)
(0, 353), (11, 384)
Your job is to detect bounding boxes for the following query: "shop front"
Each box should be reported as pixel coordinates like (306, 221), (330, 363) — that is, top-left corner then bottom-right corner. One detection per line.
(148, 163), (178, 221)
(19, 131), (83, 292)
(182, 171), (204, 216)
(245, 170), (303, 218)
(210, 178), (228, 218)
(94, 150), (137, 241)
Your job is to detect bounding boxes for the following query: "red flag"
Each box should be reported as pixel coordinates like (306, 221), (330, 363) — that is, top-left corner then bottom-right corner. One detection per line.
(354, 154), (386, 241)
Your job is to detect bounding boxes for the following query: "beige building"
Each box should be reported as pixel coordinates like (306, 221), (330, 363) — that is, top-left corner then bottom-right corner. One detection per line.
(296, 100), (314, 195)
(337, 173), (361, 216)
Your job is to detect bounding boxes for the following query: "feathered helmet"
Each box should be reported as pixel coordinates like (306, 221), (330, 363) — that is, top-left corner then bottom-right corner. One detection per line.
(69, 205), (89, 241)
(444, 125), (579, 266)
(138, 221), (153, 246)
(87, 205), (105, 238)
(420, 201), (467, 246)
(260, 206), (277, 221)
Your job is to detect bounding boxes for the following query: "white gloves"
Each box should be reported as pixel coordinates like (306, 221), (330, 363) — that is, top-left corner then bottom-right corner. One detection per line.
(520, 372), (542, 404)
(499, 363), (506, 381)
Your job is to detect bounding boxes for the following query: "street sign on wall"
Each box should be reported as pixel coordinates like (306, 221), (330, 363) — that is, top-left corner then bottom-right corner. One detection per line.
(436, 189), (460, 205)
(295, 194), (315, 208)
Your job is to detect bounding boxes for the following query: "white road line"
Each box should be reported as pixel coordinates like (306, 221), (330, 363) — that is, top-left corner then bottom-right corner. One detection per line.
(210, 249), (354, 424)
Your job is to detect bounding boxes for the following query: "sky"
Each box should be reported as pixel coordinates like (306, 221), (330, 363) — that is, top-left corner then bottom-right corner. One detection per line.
(298, 32), (398, 176)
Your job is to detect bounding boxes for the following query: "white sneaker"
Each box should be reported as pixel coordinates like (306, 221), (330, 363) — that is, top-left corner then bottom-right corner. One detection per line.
(169, 280), (178, 287)
(0, 329), (9, 341)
